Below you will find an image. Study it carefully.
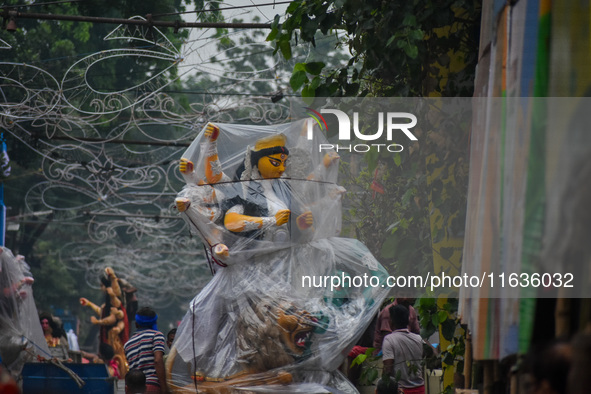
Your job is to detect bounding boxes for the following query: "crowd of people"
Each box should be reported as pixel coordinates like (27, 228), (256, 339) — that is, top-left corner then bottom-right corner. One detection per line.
(31, 295), (591, 394)
(29, 265), (174, 393)
(35, 306), (176, 394)
(523, 332), (591, 394)
(360, 297), (591, 394)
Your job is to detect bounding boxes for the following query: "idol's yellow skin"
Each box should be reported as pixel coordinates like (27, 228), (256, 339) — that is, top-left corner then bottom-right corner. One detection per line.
(224, 152), (314, 233)
(178, 129), (315, 234)
(257, 153), (287, 180)
(179, 123), (221, 185)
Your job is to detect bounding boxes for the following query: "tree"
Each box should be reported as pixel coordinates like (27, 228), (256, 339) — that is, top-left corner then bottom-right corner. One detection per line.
(1, 0), (200, 85)
(269, 0), (480, 97)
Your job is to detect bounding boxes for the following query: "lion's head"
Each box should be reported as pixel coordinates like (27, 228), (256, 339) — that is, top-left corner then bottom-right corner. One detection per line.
(236, 297), (318, 374)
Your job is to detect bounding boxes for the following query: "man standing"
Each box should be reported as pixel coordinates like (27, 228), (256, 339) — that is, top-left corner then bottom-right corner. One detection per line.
(124, 307), (168, 394)
(382, 304), (425, 394)
(374, 298), (420, 352)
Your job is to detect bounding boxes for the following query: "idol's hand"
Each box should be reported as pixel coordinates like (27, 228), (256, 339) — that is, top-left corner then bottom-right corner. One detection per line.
(213, 244), (229, 258)
(204, 123), (220, 141)
(105, 267), (116, 279)
(323, 152), (340, 168)
(175, 197), (191, 213)
(179, 158), (194, 174)
(296, 211), (314, 230)
(275, 209), (291, 226)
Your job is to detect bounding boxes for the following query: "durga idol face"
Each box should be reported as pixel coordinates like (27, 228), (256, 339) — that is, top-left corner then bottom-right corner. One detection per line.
(257, 153), (288, 179)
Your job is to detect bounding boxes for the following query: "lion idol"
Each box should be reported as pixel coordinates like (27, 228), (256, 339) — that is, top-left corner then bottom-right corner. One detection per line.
(168, 119), (389, 393)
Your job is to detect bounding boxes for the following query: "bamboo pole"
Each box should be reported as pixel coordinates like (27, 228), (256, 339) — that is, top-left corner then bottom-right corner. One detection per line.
(464, 330), (472, 389)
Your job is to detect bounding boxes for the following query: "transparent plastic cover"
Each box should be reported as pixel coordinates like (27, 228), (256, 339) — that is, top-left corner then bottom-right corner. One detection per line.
(169, 120), (389, 393)
(0, 247), (49, 377)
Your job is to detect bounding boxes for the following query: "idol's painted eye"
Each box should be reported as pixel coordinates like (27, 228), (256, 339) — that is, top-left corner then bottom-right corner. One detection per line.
(268, 157), (282, 167)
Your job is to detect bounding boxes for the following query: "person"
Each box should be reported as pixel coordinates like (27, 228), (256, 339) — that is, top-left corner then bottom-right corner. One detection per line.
(567, 333), (591, 394)
(382, 305), (425, 394)
(163, 328), (176, 364)
(166, 328), (176, 350)
(39, 312), (69, 360)
(80, 343), (122, 379)
(524, 338), (572, 394)
(99, 343), (121, 379)
(374, 298), (420, 352)
(124, 307), (167, 394)
(126, 368), (147, 394)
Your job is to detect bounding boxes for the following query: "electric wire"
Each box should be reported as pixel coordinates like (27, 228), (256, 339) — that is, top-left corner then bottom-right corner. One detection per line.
(151, 1), (292, 18)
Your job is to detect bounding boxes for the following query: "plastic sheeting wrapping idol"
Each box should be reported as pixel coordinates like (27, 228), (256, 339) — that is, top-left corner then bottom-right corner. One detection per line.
(168, 119), (389, 393)
(0, 247), (49, 378)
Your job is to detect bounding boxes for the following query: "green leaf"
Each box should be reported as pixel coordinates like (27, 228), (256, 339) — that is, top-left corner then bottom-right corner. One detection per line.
(315, 85), (334, 97)
(386, 35), (397, 47)
(394, 153), (402, 167)
(440, 318), (457, 341)
(301, 84), (316, 98)
(271, 13), (281, 27)
(286, 1), (300, 13)
(350, 353), (367, 367)
(401, 189), (414, 206)
(446, 298), (459, 312)
(404, 44), (419, 59)
(279, 39), (292, 60)
(402, 14), (417, 27)
(420, 326), (437, 340)
(366, 368), (379, 384)
(419, 297), (436, 308)
(309, 76), (321, 90)
(290, 70), (308, 91)
(302, 95), (315, 106)
(431, 314), (440, 326)
(266, 27), (279, 41)
(442, 351), (455, 365)
(293, 62), (307, 72)
(438, 310), (448, 323)
(409, 29), (425, 41)
(304, 61), (325, 75)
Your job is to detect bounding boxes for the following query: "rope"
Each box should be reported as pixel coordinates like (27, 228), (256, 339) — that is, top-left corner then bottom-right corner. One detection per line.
(191, 299), (199, 393)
